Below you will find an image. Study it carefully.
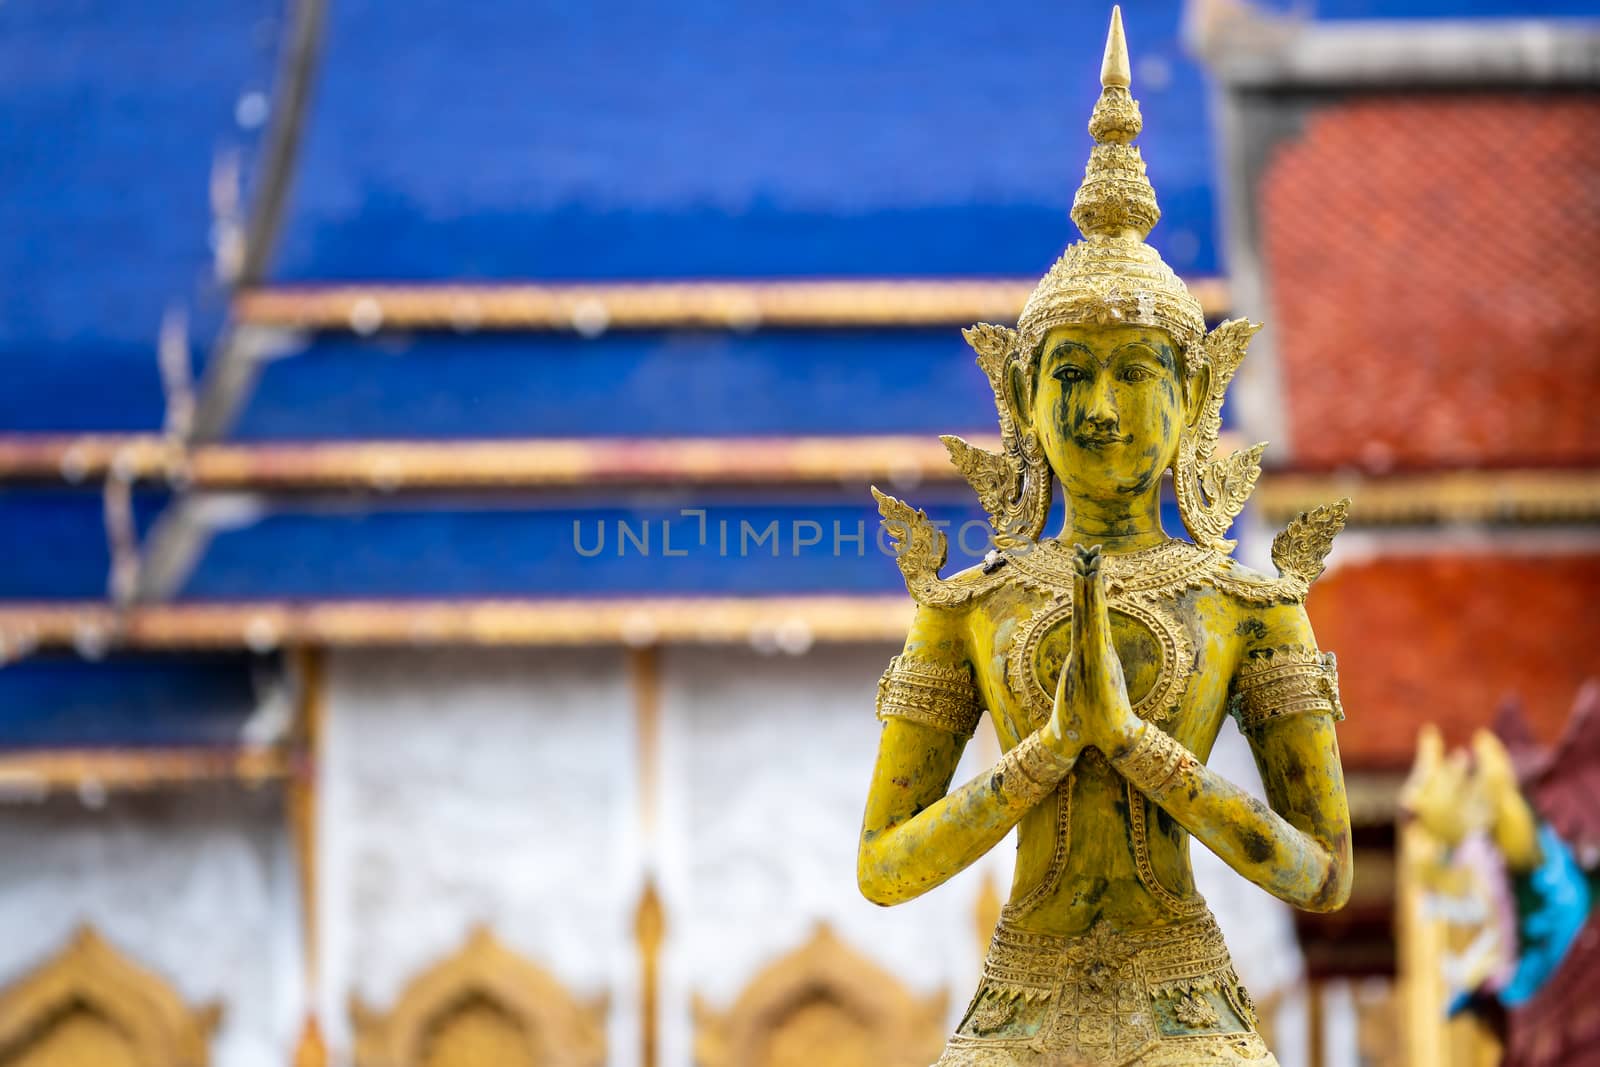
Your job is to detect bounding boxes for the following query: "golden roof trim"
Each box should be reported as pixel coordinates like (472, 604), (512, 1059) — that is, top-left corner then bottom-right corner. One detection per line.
(2, 436), (1591, 523)
(0, 433), (999, 488)
(0, 596), (917, 650)
(231, 277), (1230, 333)
(3, 438), (1589, 523)
(0, 434), (175, 484)
(1255, 468), (1600, 526)
(0, 746), (289, 795)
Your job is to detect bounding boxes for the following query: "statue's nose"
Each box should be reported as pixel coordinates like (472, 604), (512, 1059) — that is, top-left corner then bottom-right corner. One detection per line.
(1084, 382), (1119, 429)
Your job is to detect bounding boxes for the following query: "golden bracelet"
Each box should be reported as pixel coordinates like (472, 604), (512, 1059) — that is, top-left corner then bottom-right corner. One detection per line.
(998, 732), (1075, 803)
(1112, 725), (1196, 801)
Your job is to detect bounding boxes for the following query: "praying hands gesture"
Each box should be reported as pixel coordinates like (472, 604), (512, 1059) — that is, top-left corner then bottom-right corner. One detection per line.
(1040, 544), (1146, 765)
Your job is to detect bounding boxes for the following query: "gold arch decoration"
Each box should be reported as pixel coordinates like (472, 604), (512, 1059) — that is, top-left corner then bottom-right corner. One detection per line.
(0, 925), (221, 1067)
(694, 924), (947, 1067)
(350, 926), (607, 1067)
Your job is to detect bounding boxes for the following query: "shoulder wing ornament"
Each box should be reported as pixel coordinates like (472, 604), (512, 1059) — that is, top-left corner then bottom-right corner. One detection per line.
(872, 485), (947, 582)
(871, 486), (1003, 608)
(1269, 499), (1351, 601)
(1174, 319), (1267, 552)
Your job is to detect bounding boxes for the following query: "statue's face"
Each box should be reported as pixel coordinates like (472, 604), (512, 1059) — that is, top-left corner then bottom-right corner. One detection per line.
(1028, 324), (1185, 499)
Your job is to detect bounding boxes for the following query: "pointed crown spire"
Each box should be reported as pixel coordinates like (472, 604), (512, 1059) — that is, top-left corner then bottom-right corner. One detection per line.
(1101, 5), (1131, 88)
(1072, 5), (1158, 239)
(1017, 6), (1204, 352)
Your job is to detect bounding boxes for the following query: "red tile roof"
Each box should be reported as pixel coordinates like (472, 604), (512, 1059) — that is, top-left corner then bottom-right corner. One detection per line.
(1260, 96), (1600, 469)
(1305, 552), (1600, 768)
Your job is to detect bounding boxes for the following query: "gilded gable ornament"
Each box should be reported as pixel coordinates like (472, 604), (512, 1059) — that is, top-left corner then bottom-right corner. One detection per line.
(0, 926), (221, 1067)
(693, 925), (947, 1067)
(350, 927), (606, 1067)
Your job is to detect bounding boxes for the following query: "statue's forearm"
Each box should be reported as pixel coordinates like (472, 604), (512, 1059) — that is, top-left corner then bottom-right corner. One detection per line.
(858, 732), (1073, 906)
(1112, 724), (1352, 912)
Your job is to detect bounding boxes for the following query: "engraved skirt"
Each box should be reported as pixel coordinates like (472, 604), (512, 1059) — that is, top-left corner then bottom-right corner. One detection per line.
(935, 910), (1277, 1067)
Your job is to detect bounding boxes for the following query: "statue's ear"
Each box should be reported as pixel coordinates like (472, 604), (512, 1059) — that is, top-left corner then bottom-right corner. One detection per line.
(1006, 355), (1035, 433)
(1183, 357), (1210, 431)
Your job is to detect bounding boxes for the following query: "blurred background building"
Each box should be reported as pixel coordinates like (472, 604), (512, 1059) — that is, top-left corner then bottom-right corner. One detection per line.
(0, 1), (1595, 1065)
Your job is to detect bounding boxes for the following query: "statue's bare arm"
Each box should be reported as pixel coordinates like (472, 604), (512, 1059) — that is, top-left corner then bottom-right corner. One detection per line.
(1112, 600), (1353, 913)
(857, 604), (1071, 907)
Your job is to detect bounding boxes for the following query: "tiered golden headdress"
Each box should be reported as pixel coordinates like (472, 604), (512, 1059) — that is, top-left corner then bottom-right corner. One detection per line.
(875, 10), (1349, 604)
(941, 6), (1267, 552)
(1015, 6), (1205, 354)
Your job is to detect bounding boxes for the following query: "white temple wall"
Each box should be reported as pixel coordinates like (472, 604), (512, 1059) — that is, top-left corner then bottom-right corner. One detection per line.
(0, 640), (1312, 1067)
(318, 646), (636, 1055)
(0, 789), (298, 1067)
(315, 641), (1308, 1067)
(657, 642), (1001, 1062)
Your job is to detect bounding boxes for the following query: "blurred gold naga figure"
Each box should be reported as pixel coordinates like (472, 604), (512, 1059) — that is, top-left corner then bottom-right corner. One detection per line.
(858, 9), (1353, 1065)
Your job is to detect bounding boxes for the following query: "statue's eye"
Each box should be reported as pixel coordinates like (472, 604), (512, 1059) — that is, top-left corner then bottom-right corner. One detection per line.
(1053, 365), (1088, 384)
(1122, 365), (1154, 383)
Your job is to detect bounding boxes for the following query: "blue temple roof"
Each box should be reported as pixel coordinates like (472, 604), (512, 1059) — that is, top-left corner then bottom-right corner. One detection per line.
(275, 0), (1219, 282)
(1, 0), (1592, 677)
(0, 653), (269, 749)
(0, 0), (284, 434)
(171, 490), (1188, 600)
(3, 0), (1590, 436)
(234, 329), (1001, 440)
(0, 489), (167, 600)
(274, 0), (1596, 287)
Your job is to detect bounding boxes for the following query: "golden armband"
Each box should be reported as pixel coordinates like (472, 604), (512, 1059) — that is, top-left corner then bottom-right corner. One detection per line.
(996, 732), (1076, 803)
(875, 654), (983, 738)
(1230, 647), (1344, 735)
(1112, 725), (1201, 802)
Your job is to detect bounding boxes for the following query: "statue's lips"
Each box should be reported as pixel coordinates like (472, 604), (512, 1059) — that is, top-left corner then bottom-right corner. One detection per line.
(1073, 432), (1132, 450)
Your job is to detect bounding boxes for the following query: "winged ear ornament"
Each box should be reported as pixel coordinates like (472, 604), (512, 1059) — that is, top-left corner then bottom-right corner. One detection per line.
(1173, 319), (1268, 552)
(940, 323), (1052, 548)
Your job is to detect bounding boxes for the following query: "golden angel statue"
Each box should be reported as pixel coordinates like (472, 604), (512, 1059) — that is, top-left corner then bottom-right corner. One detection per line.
(858, 9), (1352, 1065)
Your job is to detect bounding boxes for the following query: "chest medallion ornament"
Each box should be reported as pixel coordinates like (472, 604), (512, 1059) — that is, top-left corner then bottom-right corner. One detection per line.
(1004, 539), (1200, 728)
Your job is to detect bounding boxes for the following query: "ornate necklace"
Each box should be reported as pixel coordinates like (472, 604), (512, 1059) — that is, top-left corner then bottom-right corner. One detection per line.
(1002, 537), (1221, 600)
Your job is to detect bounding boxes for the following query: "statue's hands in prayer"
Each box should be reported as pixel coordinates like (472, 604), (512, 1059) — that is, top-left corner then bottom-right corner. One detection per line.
(1041, 545), (1146, 761)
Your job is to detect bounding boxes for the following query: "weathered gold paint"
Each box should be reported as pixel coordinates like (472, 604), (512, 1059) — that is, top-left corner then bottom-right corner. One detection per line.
(857, 9), (1352, 1065)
